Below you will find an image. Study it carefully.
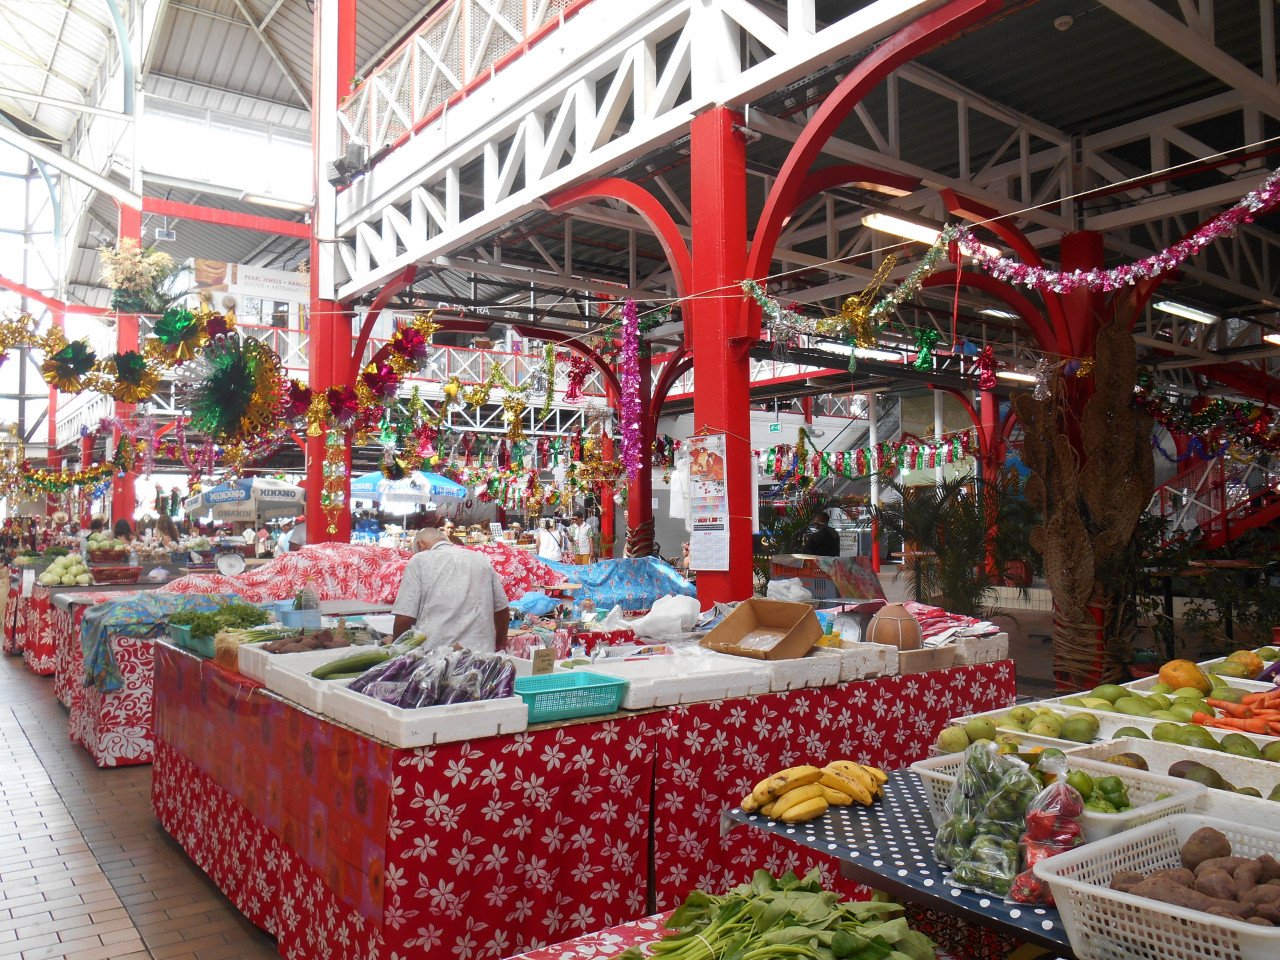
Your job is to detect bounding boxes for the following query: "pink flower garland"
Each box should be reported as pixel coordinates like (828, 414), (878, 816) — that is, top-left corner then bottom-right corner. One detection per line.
(958, 167), (1280, 293)
(620, 299), (643, 482)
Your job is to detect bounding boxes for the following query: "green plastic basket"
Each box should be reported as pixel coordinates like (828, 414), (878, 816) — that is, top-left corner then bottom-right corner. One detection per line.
(167, 623), (215, 658)
(515, 671), (629, 723)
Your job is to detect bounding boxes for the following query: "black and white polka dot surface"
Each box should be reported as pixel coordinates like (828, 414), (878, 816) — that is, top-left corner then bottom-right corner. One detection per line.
(727, 770), (1071, 953)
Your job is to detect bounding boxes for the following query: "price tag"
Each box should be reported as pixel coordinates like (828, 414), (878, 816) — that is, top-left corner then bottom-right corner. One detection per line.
(531, 647), (556, 675)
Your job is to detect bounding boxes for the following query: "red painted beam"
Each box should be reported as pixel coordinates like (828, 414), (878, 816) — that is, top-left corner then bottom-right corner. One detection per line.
(349, 265), (417, 381)
(141, 197), (310, 238)
(0, 273), (110, 315)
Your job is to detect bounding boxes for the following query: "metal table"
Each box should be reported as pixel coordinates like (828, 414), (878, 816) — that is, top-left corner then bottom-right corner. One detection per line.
(723, 770), (1075, 958)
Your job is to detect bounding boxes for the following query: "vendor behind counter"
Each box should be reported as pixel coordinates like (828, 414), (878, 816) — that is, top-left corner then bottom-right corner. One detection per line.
(391, 519), (510, 652)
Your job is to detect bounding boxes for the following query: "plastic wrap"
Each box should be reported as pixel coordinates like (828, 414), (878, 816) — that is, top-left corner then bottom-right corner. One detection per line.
(1009, 758), (1085, 905)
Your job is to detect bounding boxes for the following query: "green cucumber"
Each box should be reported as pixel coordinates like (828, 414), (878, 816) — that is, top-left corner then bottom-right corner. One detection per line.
(310, 649), (391, 679)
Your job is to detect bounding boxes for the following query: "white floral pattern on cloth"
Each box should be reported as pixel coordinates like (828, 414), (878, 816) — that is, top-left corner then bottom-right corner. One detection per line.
(69, 634), (154, 767)
(649, 662), (1017, 908)
(53, 603), (106, 708)
(499, 913), (671, 960)
(20, 585), (57, 675)
(159, 541), (555, 604)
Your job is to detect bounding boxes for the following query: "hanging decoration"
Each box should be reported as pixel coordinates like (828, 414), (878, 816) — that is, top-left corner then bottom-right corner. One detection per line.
(182, 334), (284, 445)
(619, 299), (643, 482)
(1134, 383), (1280, 454)
(146, 308), (208, 363)
(958, 167), (1280, 293)
(763, 429), (974, 485)
(98, 239), (176, 313)
(102, 351), (161, 404)
(41, 335), (97, 392)
(911, 328), (941, 370)
(1032, 358), (1054, 401)
(976, 345), (997, 390)
(540, 343), (557, 416)
(828, 256), (897, 345)
(320, 428), (348, 535)
(561, 352), (593, 404)
(502, 394), (528, 441)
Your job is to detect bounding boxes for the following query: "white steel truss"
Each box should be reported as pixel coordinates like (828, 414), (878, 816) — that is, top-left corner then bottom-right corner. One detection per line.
(328, 0), (955, 300)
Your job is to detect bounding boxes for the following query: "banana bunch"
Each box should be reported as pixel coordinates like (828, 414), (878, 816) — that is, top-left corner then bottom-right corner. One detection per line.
(740, 761), (887, 823)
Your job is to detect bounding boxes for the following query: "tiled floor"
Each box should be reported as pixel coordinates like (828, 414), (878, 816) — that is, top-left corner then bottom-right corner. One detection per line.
(0, 655), (277, 960)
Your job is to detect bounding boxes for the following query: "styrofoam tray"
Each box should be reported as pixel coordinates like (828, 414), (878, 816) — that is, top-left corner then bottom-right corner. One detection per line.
(264, 648), (368, 713)
(1122, 674), (1271, 694)
(1065, 736), (1280, 825)
(808, 641), (899, 683)
(1034, 814), (1280, 960)
(566, 652), (770, 708)
(912, 751), (1204, 843)
(952, 703), (1280, 751)
(950, 631), (1009, 666)
(237, 638), (356, 683)
(322, 683), (528, 748)
(765, 653), (842, 692)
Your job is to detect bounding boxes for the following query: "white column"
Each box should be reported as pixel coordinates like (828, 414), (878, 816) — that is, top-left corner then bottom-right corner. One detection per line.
(867, 392), (879, 511)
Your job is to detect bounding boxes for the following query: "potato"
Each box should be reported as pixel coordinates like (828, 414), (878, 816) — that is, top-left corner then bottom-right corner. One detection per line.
(1244, 886), (1280, 906)
(1181, 827), (1233, 871)
(1110, 870), (1145, 892)
(1247, 917), (1275, 927)
(1129, 878), (1250, 918)
(1195, 870), (1237, 902)
(1235, 860), (1263, 895)
(1148, 867), (1195, 888)
(1256, 902), (1280, 924)
(1195, 856), (1251, 878)
(1257, 855), (1280, 884)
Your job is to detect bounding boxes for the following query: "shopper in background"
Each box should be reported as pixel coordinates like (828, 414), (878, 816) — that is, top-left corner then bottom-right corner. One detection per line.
(571, 513), (592, 564)
(154, 515), (181, 549)
(801, 510), (841, 557)
(391, 516), (510, 651)
(535, 517), (563, 562)
(112, 518), (136, 542)
(275, 516), (307, 556)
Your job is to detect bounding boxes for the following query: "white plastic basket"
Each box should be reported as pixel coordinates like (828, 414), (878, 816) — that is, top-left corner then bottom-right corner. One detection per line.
(910, 751), (1204, 843)
(264, 648), (364, 713)
(1034, 813), (1280, 960)
(1065, 736), (1280, 824)
(807, 641), (899, 683)
(322, 683), (528, 748)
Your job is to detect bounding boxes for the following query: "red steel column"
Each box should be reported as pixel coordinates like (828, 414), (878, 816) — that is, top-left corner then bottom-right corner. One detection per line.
(599, 434), (616, 558)
(111, 204), (142, 526)
(46, 306), (64, 517)
(690, 107), (752, 603)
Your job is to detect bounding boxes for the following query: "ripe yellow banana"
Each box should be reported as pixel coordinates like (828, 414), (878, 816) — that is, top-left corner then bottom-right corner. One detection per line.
(827, 761), (884, 796)
(769, 783), (825, 818)
(750, 765), (824, 805)
(858, 763), (888, 786)
(780, 797), (829, 823)
(821, 786), (854, 806)
(760, 801), (777, 817)
(740, 793), (761, 813)
(819, 770), (873, 806)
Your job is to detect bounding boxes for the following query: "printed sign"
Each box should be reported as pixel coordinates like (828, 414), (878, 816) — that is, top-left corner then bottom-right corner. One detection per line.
(686, 433), (729, 571)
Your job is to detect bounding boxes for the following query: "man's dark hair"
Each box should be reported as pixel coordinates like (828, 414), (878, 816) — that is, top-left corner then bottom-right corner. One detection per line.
(815, 510), (830, 524)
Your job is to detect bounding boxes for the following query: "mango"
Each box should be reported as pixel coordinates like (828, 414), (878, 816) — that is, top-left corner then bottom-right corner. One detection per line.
(1091, 684), (1128, 704)
(1226, 650), (1264, 677)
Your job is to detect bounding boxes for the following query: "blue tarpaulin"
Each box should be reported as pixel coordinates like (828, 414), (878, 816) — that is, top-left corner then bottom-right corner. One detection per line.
(542, 556), (696, 611)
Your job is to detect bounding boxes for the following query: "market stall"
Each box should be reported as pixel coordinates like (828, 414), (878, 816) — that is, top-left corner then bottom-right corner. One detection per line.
(151, 636), (1013, 960)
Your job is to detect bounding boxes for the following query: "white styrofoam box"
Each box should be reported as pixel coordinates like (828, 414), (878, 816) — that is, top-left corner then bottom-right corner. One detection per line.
(950, 632), (1009, 666)
(808, 641), (899, 683)
(238, 642), (273, 683)
(322, 683), (528, 748)
(952, 703), (1280, 751)
(912, 751), (1204, 842)
(1035, 814), (1280, 960)
(1065, 736), (1280, 824)
(766, 654), (842, 692)
(568, 651), (770, 709)
(1123, 673), (1271, 694)
(264, 648), (373, 713)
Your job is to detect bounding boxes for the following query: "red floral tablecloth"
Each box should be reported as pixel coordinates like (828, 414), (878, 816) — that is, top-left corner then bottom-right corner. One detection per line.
(52, 604), (82, 707)
(21, 585), (57, 676)
(69, 633), (154, 767)
(153, 642), (665, 957)
(501, 913), (671, 959)
(160, 541), (555, 605)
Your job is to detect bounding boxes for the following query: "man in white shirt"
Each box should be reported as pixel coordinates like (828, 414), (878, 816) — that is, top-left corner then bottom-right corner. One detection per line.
(274, 518), (307, 556)
(391, 520), (510, 651)
(571, 513), (592, 564)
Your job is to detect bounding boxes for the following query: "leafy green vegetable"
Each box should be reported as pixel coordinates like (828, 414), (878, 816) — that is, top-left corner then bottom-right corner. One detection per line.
(614, 870), (935, 960)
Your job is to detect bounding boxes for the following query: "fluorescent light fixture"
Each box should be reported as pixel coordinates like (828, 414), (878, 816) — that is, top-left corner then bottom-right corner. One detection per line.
(861, 213), (1000, 257)
(853, 347), (902, 362)
(997, 370), (1037, 384)
(1265, 333), (1280, 346)
(1154, 300), (1218, 324)
(980, 308), (1018, 320)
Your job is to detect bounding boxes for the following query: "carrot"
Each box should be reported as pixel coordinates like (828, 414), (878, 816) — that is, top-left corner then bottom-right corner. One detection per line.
(1242, 689), (1280, 706)
(1206, 699), (1254, 719)
(1202, 716), (1274, 734)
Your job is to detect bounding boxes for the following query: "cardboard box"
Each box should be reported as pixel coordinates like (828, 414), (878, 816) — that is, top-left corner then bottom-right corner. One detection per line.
(700, 598), (823, 661)
(897, 645), (956, 675)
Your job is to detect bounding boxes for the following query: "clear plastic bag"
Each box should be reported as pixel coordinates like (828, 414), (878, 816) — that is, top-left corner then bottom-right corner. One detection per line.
(1009, 757), (1084, 905)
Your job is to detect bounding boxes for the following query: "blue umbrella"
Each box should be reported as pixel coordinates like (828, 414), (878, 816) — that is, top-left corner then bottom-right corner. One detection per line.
(348, 470), (466, 505)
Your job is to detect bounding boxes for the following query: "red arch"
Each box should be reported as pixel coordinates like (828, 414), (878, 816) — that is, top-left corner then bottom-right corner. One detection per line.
(546, 178), (692, 298)
(349, 264), (418, 380)
(786, 165), (921, 225)
(921, 269), (1056, 354)
(744, 0), (1002, 337)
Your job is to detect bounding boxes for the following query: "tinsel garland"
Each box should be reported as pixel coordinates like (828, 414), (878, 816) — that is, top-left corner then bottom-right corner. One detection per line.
(619, 299), (643, 481)
(541, 343), (557, 417)
(764, 430), (974, 483)
(182, 334), (284, 444)
(957, 167), (1280, 292)
(320, 428), (348, 535)
(1135, 383), (1279, 453)
(912, 328), (940, 370)
(976, 345), (997, 389)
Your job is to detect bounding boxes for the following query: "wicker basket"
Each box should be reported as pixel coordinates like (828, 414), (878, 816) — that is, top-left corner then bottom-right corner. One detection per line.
(87, 549), (129, 566)
(89, 566), (141, 585)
